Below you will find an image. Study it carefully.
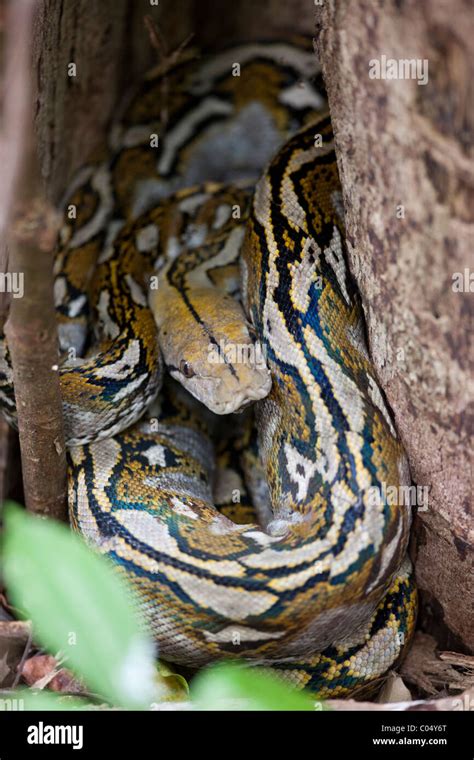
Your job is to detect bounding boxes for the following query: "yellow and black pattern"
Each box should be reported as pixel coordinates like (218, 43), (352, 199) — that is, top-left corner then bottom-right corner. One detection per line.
(0, 40), (416, 696)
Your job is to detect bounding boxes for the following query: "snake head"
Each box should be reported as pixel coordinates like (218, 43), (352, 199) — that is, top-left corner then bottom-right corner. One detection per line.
(150, 286), (272, 414)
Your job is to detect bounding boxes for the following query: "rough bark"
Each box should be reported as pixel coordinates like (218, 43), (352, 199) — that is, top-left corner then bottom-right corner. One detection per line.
(32, 0), (131, 203)
(401, 632), (474, 697)
(3, 0), (67, 520)
(5, 216), (67, 520)
(315, 0), (473, 653)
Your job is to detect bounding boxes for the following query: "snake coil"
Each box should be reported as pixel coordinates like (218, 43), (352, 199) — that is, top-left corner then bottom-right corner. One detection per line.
(0, 39), (416, 698)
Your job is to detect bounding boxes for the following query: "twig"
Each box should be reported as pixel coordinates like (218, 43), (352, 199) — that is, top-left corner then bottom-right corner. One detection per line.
(144, 15), (195, 77)
(1, 0), (67, 520)
(11, 623), (32, 689)
(144, 15), (196, 130)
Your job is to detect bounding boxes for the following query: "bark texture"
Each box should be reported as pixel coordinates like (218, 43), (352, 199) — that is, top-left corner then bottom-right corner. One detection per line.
(33, 0), (131, 203)
(3, 0), (66, 520)
(315, 0), (473, 652)
(5, 209), (67, 519)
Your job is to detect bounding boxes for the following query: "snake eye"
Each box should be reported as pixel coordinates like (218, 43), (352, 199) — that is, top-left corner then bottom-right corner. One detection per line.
(180, 360), (195, 379)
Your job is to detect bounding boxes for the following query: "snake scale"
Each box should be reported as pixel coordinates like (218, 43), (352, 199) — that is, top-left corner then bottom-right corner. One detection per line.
(0, 39), (417, 698)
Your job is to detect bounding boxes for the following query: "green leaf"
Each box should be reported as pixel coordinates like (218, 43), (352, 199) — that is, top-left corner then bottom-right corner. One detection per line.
(191, 664), (320, 711)
(2, 503), (155, 709)
(153, 661), (189, 703)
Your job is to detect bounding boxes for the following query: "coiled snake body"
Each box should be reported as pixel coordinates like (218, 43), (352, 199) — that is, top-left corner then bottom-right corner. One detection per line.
(0, 40), (416, 697)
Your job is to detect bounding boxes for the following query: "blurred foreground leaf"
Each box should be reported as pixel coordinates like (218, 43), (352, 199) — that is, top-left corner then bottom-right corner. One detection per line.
(0, 690), (93, 711)
(154, 661), (189, 703)
(191, 664), (318, 711)
(2, 503), (155, 709)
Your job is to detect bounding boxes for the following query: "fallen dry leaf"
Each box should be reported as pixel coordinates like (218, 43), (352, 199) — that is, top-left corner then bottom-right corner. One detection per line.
(21, 654), (85, 694)
(401, 632), (474, 697)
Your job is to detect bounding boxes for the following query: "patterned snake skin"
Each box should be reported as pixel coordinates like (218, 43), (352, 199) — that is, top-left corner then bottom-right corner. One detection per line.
(0, 39), (416, 698)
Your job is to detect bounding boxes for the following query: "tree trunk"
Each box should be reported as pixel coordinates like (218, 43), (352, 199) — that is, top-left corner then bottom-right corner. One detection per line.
(315, 0), (473, 653)
(1, 0), (67, 520)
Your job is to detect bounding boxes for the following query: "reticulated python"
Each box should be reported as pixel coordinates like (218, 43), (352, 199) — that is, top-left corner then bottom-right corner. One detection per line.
(0, 39), (416, 698)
